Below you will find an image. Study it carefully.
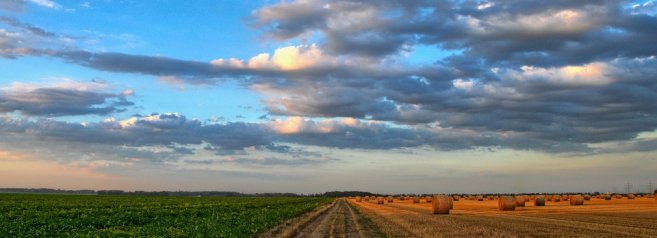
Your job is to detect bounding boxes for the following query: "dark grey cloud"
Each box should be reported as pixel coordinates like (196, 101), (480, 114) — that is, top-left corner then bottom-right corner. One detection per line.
(51, 50), (245, 79)
(0, 113), (271, 150)
(253, 0), (657, 67)
(211, 147), (339, 167)
(0, 16), (56, 38)
(0, 82), (133, 116)
(0, 0), (24, 12)
(256, 56), (657, 152)
(251, 0), (331, 39)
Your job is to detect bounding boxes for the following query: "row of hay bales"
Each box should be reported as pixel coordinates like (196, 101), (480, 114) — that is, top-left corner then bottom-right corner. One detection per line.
(353, 195), (454, 214)
(352, 192), (657, 214)
(352, 193), (655, 202)
(497, 195), (585, 211)
(355, 193), (655, 201)
(356, 196), (433, 203)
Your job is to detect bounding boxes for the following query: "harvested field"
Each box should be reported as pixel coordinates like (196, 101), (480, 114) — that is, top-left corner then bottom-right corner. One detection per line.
(348, 196), (657, 237)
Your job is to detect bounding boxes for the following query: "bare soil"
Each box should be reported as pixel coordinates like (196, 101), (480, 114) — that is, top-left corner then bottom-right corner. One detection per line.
(261, 198), (381, 238)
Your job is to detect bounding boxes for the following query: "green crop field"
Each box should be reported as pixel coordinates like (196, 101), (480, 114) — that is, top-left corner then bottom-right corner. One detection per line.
(0, 194), (333, 237)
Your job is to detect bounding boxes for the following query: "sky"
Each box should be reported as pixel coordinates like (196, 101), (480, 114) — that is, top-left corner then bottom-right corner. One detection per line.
(1, 0), (657, 194)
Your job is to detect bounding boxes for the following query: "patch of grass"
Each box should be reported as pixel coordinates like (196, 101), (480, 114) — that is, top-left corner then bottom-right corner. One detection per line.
(346, 201), (386, 238)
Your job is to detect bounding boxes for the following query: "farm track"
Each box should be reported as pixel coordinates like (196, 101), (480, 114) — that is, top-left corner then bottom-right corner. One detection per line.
(263, 199), (380, 238)
(294, 199), (378, 238)
(349, 198), (657, 237)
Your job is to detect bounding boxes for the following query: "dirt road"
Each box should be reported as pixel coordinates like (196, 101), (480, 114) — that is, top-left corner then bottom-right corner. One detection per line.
(261, 198), (380, 238)
(293, 199), (380, 238)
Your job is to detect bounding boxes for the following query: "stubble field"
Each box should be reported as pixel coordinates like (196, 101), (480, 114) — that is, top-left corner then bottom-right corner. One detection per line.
(348, 196), (657, 237)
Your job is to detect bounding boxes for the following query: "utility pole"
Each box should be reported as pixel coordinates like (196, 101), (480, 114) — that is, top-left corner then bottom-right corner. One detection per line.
(625, 182), (632, 194)
(649, 181), (655, 194)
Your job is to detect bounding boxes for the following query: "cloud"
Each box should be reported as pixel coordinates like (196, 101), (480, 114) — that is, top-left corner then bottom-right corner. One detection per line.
(210, 146), (339, 167)
(251, 0), (331, 40)
(0, 0), (24, 12)
(28, 0), (61, 10)
(0, 79), (133, 116)
(251, 0), (413, 58)
(499, 62), (614, 86)
(252, 0), (657, 66)
(3, 1), (657, 155)
(211, 44), (330, 71)
(0, 113), (271, 150)
(0, 16), (57, 38)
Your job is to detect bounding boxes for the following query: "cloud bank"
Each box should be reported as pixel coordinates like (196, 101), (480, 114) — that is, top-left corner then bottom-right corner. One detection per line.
(1, 0), (657, 159)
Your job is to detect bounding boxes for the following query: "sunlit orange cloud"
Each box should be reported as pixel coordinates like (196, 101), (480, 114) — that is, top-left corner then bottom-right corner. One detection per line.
(0, 152), (119, 189)
(0, 150), (29, 161)
(502, 62), (613, 86)
(270, 116), (365, 134)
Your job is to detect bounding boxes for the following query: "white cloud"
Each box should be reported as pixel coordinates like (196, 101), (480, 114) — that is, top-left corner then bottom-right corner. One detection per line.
(28, 0), (61, 10)
(211, 44), (331, 71)
(2, 78), (109, 93)
(477, 2), (494, 10)
(500, 62), (614, 86)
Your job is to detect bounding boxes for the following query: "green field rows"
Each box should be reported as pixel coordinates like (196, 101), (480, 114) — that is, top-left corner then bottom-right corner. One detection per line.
(0, 194), (333, 237)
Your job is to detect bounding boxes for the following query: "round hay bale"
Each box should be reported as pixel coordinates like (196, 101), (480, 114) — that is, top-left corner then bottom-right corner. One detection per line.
(534, 196), (546, 206)
(449, 197), (454, 209)
(583, 195), (591, 200)
(524, 196), (530, 202)
(547, 196), (552, 201)
(387, 196), (394, 203)
(553, 195), (561, 202)
(432, 195), (451, 214)
(425, 196), (432, 203)
(570, 195), (584, 206)
(605, 194), (612, 200)
(515, 196), (526, 207)
(355, 196), (362, 202)
(627, 194), (636, 199)
(412, 196), (420, 203)
(377, 197), (384, 204)
(499, 196), (516, 211)
(476, 195), (484, 201)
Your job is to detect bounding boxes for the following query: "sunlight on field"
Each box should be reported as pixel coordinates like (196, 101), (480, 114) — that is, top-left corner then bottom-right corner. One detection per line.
(349, 196), (657, 237)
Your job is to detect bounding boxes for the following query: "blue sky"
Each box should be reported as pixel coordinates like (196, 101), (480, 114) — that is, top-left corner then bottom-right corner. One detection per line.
(1, 0), (657, 194)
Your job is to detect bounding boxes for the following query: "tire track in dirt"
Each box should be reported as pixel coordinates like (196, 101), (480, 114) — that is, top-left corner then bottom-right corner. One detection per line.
(291, 199), (379, 238)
